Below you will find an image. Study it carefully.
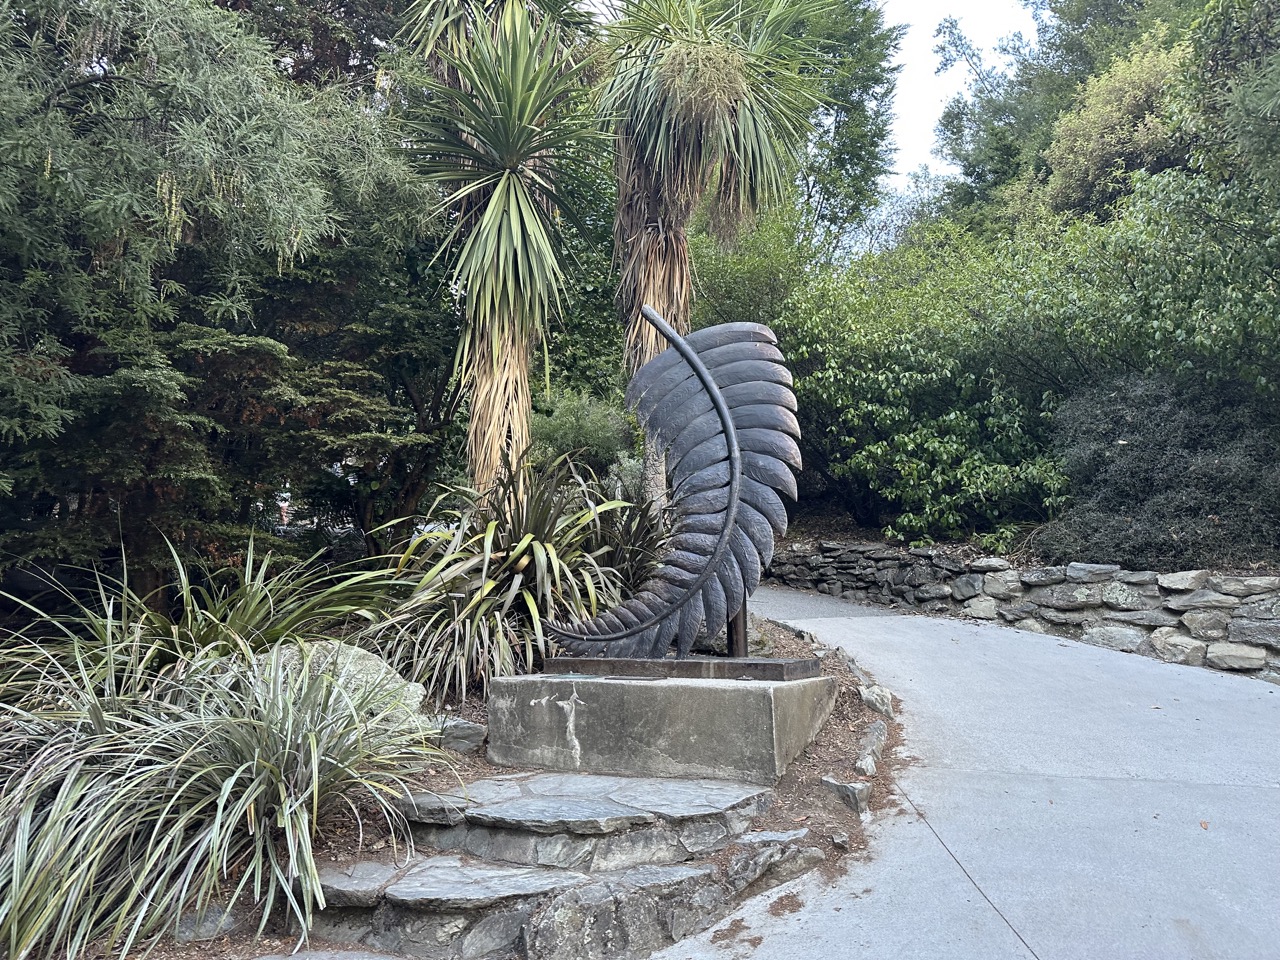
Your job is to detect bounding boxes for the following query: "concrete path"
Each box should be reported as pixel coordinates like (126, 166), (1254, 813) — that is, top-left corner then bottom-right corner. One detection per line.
(654, 585), (1280, 960)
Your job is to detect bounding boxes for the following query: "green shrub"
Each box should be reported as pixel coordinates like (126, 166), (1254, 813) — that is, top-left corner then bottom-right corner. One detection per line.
(1036, 375), (1280, 570)
(0, 643), (436, 960)
(372, 457), (628, 701)
(530, 390), (636, 479)
(777, 223), (1068, 542)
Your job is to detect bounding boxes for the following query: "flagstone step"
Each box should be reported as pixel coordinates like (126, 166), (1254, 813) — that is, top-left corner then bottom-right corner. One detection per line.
(397, 772), (772, 871)
(306, 830), (821, 960)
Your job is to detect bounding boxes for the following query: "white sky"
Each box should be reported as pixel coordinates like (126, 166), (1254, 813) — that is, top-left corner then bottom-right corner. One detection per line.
(878, 0), (1038, 181)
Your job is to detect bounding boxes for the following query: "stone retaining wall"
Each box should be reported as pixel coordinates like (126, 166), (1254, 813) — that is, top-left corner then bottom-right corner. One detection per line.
(766, 541), (1280, 683)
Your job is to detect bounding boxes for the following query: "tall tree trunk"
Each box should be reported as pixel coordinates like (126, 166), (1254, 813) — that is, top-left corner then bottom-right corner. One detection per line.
(466, 319), (532, 494)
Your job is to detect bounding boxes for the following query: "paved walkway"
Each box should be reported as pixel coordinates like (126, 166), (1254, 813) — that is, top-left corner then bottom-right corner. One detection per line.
(654, 585), (1280, 960)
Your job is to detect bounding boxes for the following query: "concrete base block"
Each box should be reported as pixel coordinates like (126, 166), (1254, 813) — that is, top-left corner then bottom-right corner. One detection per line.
(487, 674), (837, 784)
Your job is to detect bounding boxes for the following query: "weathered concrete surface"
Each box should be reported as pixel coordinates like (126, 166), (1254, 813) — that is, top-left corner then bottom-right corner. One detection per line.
(653, 584), (1280, 960)
(543, 656), (820, 681)
(487, 674), (836, 783)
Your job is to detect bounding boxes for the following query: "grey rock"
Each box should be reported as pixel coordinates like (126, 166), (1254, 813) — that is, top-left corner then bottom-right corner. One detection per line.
(1082, 624), (1148, 653)
(859, 683), (895, 719)
(964, 596), (1000, 620)
(256, 953), (407, 960)
(1227, 619), (1280, 651)
(317, 860), (406, 907)
(1021, 566), (1066, 587)
(1206, 642), (1267, 671)
(1040, 607), (1099, 625)
(736, 828), (810, 846)
(440, 718), (487, 754)
(1207, 576), (1280, 598)
(677, 820), (730, 855)
(1101, 581), (1161, 612)
(604, 777), (772, 821)
(1103, 608), (1181, 628)
(1157, 570), (1210, 591)
(487, 674), (836, 784)
(1116, 570), (1159, 585)
(983, 571), (1024, 600)
(858, 719), (889, 763)
(175, 903), (245, 943)
(999, 600), (1040, 622)
(384, 856), (586, 910)
(1164, 590), (1240, 612)
(831, 832), (851, 851)
(1182, 610), (1232, 640)
(951, 573), (985, 601)
(971, 557), (1012, 572)
(1028, 582), (1103, 611)
(1147, 629), (1207, 666)
(264, 641), (433, 741)
(915, 583), (953, 601)
(461, 909), (530, 960)
(854, 755), (877, 776)
(1014, 618), (1049, 634)
(821, 777), (871, 814)
(1066, 562), (1122, 583)
(909, 547), (935, 558)
(397, 790), (469, 826)
(1238, 593), (1280, 620)
(933, 555), (966, 574)
(466, 797), (655, 835)
(529, 863), (716, 960)
(905, 565), (938, 587)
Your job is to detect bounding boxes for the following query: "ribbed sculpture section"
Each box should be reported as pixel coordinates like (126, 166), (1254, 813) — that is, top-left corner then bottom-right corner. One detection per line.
(548, 305), (801, 658)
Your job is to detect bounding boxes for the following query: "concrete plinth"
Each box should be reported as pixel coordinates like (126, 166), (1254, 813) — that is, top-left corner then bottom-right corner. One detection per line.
(543, 657), (820, 681)
(487, 674), (837, 784)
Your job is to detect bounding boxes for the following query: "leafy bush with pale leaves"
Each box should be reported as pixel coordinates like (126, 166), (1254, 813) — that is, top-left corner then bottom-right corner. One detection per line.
(0, 642), (437, 960)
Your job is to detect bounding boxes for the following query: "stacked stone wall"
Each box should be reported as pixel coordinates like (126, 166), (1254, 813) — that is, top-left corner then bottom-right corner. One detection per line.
(766, 541), (1280, 682)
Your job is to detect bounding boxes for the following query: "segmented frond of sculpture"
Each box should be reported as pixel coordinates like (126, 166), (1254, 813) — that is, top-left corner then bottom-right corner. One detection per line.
(548, 306), (801, 658)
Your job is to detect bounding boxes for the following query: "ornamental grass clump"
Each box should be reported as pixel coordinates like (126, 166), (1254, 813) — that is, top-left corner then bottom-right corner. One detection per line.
(372, 456), (633, 701)
(0, 642), (438, 960)
(0, 542), (407, 704)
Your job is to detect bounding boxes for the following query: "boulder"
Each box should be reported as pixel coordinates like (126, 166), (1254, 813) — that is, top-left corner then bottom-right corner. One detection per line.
(1181, 610), (1231, 641)
(1082, 624), (1147, 653)
(1066, 563), (1121, 583)
(1147, 629), (1207, 666)
(951, 573), (985, 601)
(1205, 643), (1267, 671)
(970, 557), (1011, 573)
(983, 571), (1024, 601)
(1227, 619), (1280, 651)
(1021, 566), (1066, 587)
(1157, 570), (1210, 591)
(1163, 590), (1240, 612)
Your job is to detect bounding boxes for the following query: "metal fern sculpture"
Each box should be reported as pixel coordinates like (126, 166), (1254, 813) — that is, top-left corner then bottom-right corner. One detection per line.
(549, 306), (801, 658)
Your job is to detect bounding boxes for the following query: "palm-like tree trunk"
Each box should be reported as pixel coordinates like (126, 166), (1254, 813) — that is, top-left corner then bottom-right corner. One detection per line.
(465, 320), (532, 493)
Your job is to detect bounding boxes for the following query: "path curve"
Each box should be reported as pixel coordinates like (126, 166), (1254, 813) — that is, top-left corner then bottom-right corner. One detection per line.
(653, 585), (1280, 960)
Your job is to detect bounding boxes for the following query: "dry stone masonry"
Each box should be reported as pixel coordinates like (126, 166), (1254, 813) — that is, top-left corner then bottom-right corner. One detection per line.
(767, 542), (1280, 683)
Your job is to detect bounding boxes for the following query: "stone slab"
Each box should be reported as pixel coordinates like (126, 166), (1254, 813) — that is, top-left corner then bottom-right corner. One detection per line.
(487, 675), (836, 784)
(318, 860), (407, 907)
(543, 656), (820, 681)
(465, 796), (656, 835)
(384, 855), (586, 910)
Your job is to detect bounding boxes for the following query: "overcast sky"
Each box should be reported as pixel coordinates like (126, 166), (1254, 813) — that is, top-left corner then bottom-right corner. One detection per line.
(878, 0), (1037, 181)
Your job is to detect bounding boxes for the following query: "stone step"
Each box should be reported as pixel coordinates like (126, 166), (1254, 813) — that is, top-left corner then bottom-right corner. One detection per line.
(396, 772), (772, 871)
(307, 830), (822, 960)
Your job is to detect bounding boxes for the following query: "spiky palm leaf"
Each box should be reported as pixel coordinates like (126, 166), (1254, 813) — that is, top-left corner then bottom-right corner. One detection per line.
(404, 0), (600, 490)
(603, 0), (823, 371)
(549, 306), (800, 657)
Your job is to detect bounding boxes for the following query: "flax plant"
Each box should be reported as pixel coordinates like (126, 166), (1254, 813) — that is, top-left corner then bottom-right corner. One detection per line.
(404, 0), (601, 492)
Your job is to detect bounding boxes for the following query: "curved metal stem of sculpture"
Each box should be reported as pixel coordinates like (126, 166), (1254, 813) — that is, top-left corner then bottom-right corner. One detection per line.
(549, 306), (741, 643)
(547, 305), (800, 658)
